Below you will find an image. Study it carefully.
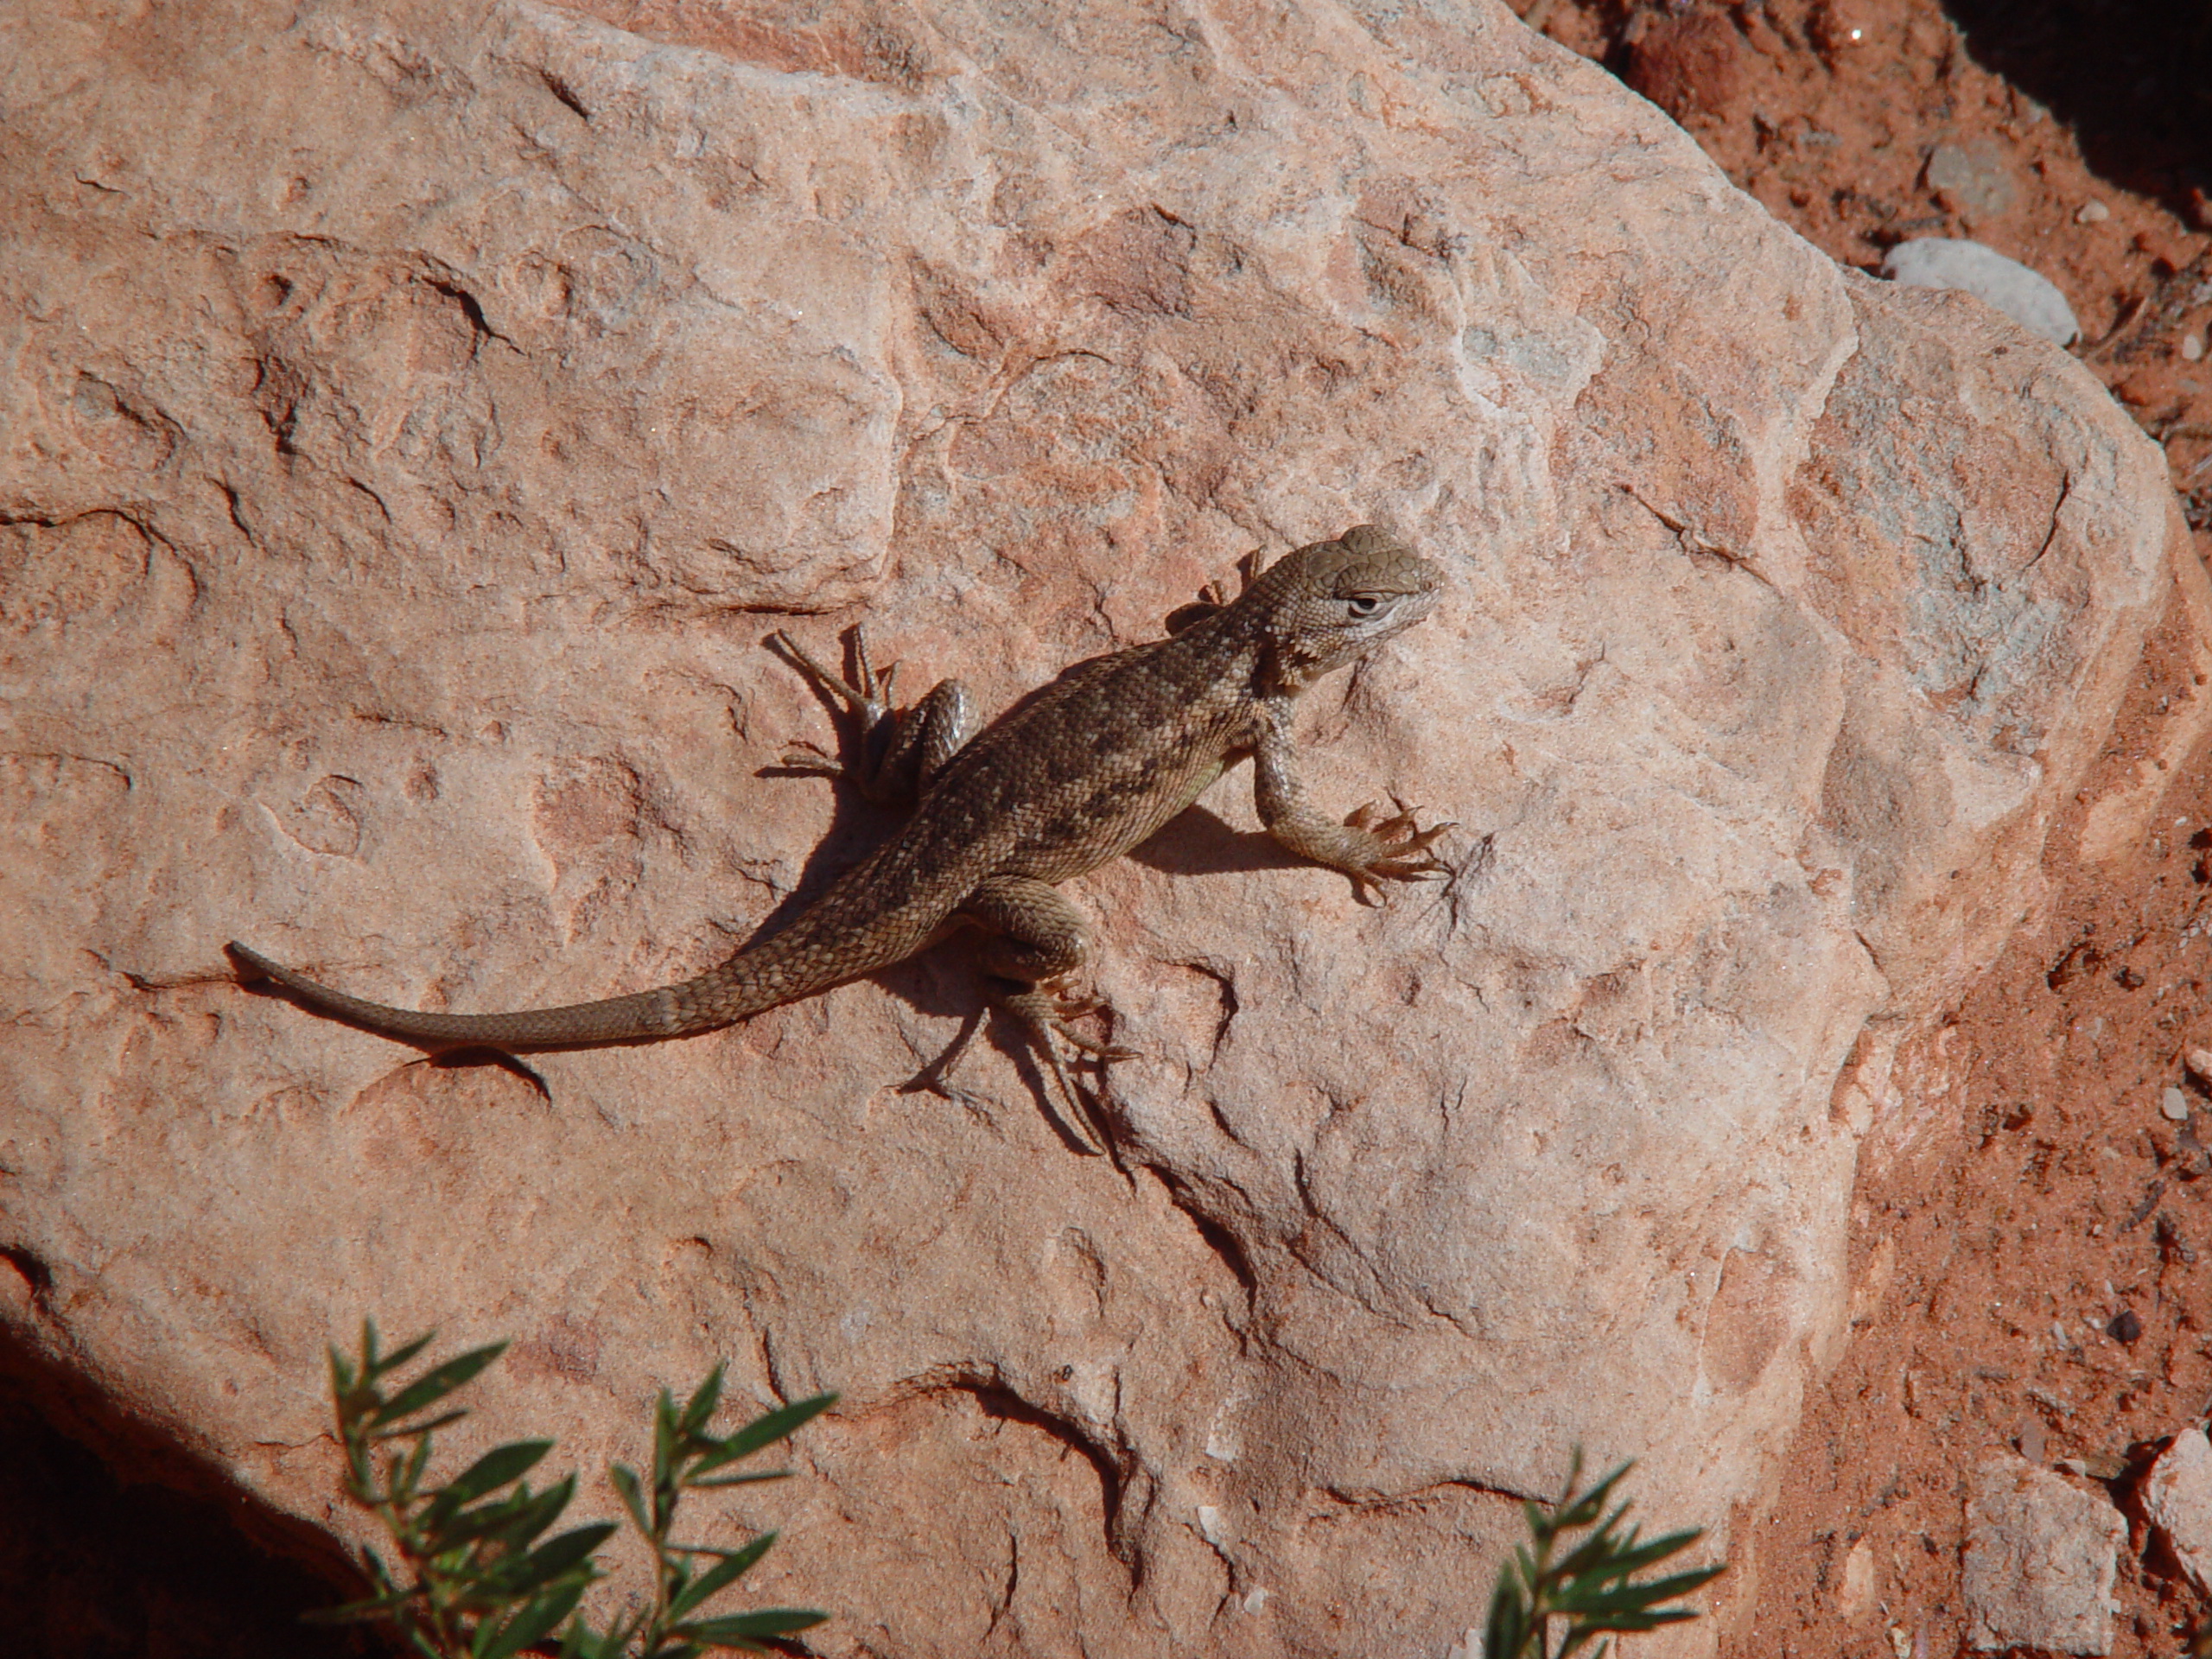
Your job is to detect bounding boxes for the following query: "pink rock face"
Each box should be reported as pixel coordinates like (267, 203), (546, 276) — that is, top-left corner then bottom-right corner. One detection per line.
(0, 2), (2192, 1656)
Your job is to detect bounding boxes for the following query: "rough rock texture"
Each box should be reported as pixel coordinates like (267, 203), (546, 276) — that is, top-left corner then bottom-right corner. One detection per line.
(2143, 1427), (2212, 1597)
(0, 2), (2191, 1656)
(1962, 1459), (2126, 1655)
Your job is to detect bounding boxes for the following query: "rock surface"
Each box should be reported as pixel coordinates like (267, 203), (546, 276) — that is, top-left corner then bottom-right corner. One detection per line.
(1962, 1458), (2126, 1655)
(0, 2), (2189, 1656)
(2143, 1427), (2212, 1596)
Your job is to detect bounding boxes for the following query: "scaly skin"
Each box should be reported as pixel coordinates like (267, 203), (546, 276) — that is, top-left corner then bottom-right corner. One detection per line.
(231, 524), (1452, 1147)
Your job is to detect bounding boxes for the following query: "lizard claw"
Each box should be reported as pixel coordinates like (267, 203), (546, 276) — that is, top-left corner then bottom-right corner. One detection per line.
(1018, 982), (1138, 1060)
(998, 982), (1135, 1153)
(1336, 797), (1456, 904)
(773, 629), (891, 723)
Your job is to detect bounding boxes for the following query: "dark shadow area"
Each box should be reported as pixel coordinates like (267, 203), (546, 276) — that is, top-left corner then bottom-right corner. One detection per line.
(1123, 803), (1307, 880)
(953, 1379), (1129, 1557)
(1941, 0), (2212, 218)
(0, 1330), (374, 1659)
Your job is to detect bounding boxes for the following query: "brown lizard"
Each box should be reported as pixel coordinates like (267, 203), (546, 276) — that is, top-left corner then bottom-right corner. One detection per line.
(229, 524), (1451, 1149)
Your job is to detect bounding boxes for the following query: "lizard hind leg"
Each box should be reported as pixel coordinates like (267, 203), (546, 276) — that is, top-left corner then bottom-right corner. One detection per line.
(957, 874), (1132, 1154)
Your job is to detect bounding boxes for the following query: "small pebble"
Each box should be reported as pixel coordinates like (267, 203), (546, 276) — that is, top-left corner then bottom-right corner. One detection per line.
(2187, 1046), (2212, 1081)
(1924, 141), (2018, 219)
(1963, 1459), (2125, 1652)
(2075, 199), (2110, 224)
(2165, 1085), (2194, 1122)
(1882, 238), (2081, 346)
(2184, 334), (2206, 362)
(2109, 1309), (2143, 1343)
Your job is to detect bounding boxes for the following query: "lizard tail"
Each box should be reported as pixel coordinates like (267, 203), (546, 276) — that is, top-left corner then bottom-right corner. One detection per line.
(227, 941), (800, 1048)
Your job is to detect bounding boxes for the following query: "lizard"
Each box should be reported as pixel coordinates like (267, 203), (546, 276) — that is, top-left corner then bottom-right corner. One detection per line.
(229, 523), (1452, 1152)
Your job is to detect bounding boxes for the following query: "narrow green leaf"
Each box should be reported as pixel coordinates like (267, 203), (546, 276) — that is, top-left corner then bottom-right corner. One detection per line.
(665, 1532), (776, 1620)
(369, 1341), (509, 1427)
(655, 1389), (680, 1478)
(1608, 1564), (1727, 1609)
(689, 1470), (792, 1491)
(1552, 1478), (1620, 1534)
(1552, 1561), (1723, 1615)
(1566, 1530), (1699, 1574)
(1551, 1517), (1639, 1586)
(1519, 1498), (1551, 1547)
(560, 1611), (626, 1659)
(1481, 1582), (1529, 1659)
(610, 1461), (651, 1535)
(510, 1521), (620, 1588)
(1584, 1527), (1707, 1578)
(375, 1408), (470, 1443)
(688, 1394), (837, 1476)
(1513, 1541), (1540, 1595)
(679, 1364), (726, 1438)
(436, 1477), (576, 1555)
(398, 1432), (435, 1498)
(474, 1580), (588, 1659)
(375, 1327), (442, 1378)
(676, 1606), (828, 1643)
(436, 1440), (556, 1510)
(302, 1592), (419, 1625)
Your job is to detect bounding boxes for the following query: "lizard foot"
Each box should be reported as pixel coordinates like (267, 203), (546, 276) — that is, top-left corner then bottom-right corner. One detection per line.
(771, 625), (900, 719)
(899, 988), (1126, 1155)
(768, 626), (900, 785)
(1339, 796), (1456, 905)
(1000, 982), (1132, 1154)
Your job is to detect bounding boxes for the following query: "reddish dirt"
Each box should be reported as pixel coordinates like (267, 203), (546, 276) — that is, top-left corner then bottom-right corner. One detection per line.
(1516, 0), (2212, 1652)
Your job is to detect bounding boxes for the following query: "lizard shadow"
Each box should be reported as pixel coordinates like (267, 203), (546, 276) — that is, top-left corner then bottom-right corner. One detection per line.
(1125, 800), (1310, 879)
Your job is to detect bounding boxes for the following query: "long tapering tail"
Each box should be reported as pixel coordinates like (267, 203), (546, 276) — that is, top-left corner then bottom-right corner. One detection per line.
(231, 842), (969, 1049)
(226, 942), (750, 1046)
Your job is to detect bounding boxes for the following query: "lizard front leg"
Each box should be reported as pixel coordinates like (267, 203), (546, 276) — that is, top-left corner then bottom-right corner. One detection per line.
(1253, 700), (1453, 905)
(771, 624), (976, 804)
(930, 874), (1129, 1154)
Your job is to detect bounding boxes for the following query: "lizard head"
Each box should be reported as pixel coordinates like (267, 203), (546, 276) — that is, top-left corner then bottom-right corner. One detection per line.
(1246, 524), (1441, 695)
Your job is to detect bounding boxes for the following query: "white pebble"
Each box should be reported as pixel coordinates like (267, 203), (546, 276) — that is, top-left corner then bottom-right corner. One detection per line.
(1882, 238), (2081, 346)
(2183, 334), (2206, 362)
(2164, 1085), (2193, 1122)
(2075, 200), (2110, 224)
(2188, 1046), (2212, 1081)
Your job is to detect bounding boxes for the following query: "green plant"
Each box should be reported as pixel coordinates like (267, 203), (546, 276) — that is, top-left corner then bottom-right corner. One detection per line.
(313, 1319), (836, 1658)
(1482, 1450), (1725, 1659)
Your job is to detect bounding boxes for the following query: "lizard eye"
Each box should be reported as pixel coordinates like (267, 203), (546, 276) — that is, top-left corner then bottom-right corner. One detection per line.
(1346, 595), (1383, 619)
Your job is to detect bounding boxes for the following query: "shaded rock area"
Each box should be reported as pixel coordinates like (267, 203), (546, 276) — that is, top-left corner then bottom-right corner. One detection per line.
(0, 2), (2193, 1655)
(1962, 1458), (2126, 1655)
(0, 1386), (365, 1659)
